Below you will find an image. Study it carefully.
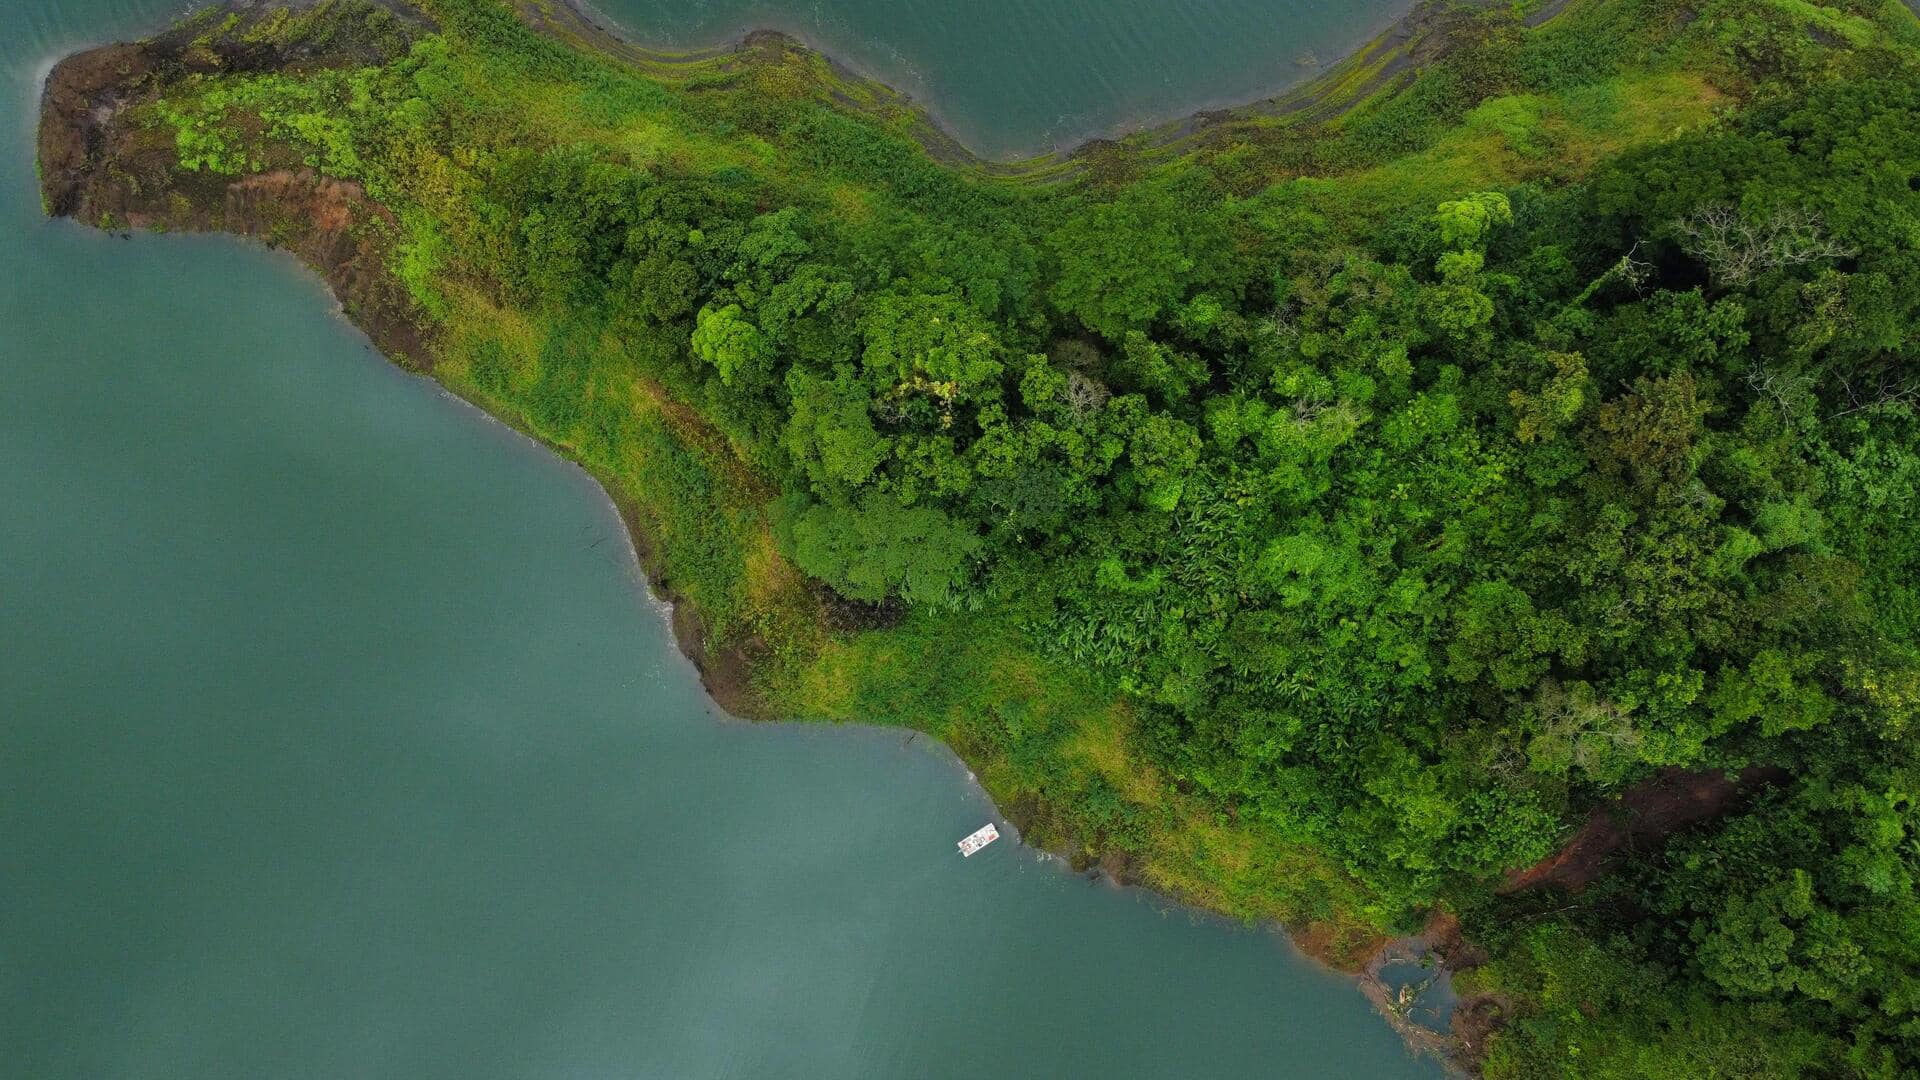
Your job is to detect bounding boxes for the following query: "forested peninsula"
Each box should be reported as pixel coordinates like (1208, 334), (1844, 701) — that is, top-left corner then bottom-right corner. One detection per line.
(38, 0), (1920, 1073)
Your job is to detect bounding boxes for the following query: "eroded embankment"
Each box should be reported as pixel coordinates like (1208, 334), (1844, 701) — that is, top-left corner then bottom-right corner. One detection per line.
(39, 23), (428, 366)
(1501, 764), (1788, 894)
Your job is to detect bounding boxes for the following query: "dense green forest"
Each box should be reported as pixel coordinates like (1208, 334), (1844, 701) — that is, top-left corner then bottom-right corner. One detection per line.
(62, 0), (1920, 1072)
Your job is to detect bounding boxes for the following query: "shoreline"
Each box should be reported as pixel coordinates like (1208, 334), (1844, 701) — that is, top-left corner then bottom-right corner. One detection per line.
(525, 0), (1501, 177)
(35, 3), (1479, 1067)
(541, 0), (1425, 163)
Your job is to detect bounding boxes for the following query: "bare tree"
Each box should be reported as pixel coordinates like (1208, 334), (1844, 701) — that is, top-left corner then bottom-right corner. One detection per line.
(1831, 371), (1920, 421)
(1266, 298), (1300, 342)
(1526, 678), (1644, 781)
(1608, 242), (1655, 294)
(1062, 370), (1110, 417)
(1580, 242), (1653, 303)
(1672, 204), (1856, 287)
(1746, 367), (1816, 420)
(1291, 394), (1332, 423)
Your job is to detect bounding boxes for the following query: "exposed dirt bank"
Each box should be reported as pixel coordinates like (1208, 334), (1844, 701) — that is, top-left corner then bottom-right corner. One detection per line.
(602, 486), (772, 719)
(39, 8), (430, 367)
(1502, 764), (1789, 894)
(1357, 909), (1480, 1069)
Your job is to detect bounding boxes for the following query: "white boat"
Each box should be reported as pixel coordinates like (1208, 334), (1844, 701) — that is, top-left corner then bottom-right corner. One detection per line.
(957, 823), (999, 857)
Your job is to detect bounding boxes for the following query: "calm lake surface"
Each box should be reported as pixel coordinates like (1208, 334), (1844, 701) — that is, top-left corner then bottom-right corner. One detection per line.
(586, 0), (1412, 157)
(1, 2), (1443, 1076)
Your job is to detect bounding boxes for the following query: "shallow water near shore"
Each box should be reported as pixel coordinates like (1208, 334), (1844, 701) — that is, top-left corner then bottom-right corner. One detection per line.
(2, 2), (1445, 1077)
(581, 0), (1413, 158)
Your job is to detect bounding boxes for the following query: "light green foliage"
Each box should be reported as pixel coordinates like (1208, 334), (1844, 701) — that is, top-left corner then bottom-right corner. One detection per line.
(785, 494), (980, 605)
(1432, 190), (1513, 250)
(859, 291), (1005, 414)
(1465, 94), (1552, 158)
(1121, 408), (1200, 512)
(157, 98), (249, 174)
(1047, 182), (1229, 342)
(784, 366), (889, 489)
(692, 303), (772, 387)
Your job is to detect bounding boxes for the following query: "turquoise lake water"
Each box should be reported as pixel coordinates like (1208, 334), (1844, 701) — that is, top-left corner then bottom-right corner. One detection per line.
(583, 0), (1411, 157)
(1, 2), (1444, 1076)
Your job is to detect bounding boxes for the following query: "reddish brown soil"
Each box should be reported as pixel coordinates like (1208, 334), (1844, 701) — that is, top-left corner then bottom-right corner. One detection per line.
(1422, 907), (1489, 970)
(1449, 991), (1514, 1069)
(38, 33), (430, 368)
(1503, 764), (1787, 893)
(1297, 920), (1394, 972)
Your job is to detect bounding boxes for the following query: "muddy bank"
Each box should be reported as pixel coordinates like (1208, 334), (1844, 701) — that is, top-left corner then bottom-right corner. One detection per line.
(39, 3), (430, 366)
(602, 486), (772, 720)
(1334, 761), (1793, 1073)
(1351, 908), (1496, 1074)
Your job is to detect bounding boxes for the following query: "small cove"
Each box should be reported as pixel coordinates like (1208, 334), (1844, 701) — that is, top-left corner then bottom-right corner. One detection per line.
(575, 0), (1415, 158)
